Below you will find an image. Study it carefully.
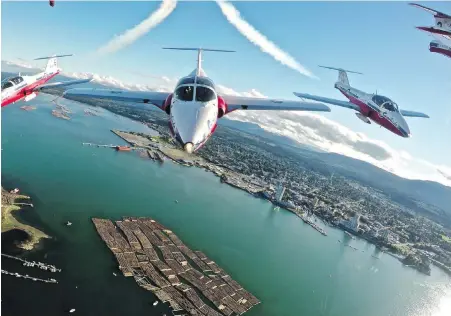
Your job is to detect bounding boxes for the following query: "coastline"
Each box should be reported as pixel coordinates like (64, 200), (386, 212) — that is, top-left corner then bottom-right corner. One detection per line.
(1, 188), (50, 250)
(110, 129), (449, 277)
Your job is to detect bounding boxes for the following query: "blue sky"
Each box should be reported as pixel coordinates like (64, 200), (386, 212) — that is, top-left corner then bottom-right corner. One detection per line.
(2, 1), (451, 183)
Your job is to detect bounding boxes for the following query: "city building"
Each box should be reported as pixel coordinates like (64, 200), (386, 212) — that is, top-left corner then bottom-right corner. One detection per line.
(341, 214), (361, 233)
(275, 183), (286, 202)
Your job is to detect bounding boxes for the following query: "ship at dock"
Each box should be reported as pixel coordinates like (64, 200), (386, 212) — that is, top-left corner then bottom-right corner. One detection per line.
(115, 146), (131, 152)
(300, 215), (328, 236)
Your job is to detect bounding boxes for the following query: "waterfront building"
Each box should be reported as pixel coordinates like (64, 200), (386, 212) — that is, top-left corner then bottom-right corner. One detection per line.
(275, 183), (286, 202)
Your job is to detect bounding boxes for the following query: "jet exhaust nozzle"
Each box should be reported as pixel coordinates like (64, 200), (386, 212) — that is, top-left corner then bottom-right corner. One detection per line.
(183, 143), (194, 154)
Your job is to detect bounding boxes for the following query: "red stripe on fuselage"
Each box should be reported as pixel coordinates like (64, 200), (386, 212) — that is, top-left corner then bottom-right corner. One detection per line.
(339, 89), (403, 137)
(1, 72), (58, 107)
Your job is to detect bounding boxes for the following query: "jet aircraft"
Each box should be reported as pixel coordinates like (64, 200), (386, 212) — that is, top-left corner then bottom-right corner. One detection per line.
(293, 66), (429, 138)
(409, 3), (451, 59)
(1, 54), (91, 107)
(62, 48), (331, 153)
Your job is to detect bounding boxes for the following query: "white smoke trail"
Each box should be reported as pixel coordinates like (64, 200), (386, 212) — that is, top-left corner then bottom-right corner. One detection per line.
(216, 0), (316, 79)
(97, 0), (177, 55)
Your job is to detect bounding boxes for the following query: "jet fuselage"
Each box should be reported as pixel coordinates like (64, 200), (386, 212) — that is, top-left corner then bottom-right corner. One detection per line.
(334, 82), (411, 138)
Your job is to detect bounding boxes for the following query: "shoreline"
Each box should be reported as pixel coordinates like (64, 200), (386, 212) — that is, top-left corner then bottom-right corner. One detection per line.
(110, 129), (450, 277)
(1, 188), (50, 250)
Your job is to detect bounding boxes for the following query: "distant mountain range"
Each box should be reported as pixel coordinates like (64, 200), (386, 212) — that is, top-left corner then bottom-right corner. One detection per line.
(2, 68), (450, 219)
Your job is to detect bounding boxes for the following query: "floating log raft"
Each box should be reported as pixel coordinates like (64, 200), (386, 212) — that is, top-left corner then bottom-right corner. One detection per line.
(92, 217), (260, 315)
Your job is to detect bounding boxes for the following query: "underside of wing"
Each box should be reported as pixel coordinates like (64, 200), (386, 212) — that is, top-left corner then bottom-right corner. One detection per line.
(62, 88), (170, 110)
(400, 109), (430, 118)
(221, 94), (331, 113)
(293, 92), (360, 111)
(34, 79), (92, 92)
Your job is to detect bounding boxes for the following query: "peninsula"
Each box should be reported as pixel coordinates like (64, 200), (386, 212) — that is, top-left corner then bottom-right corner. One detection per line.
(1, 187), (49, 250)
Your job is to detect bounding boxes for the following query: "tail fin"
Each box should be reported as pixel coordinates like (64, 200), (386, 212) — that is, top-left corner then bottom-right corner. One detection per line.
(319, 65), (362, 86)
(34, 54), (74, 74)
(162, 48), (235, 76)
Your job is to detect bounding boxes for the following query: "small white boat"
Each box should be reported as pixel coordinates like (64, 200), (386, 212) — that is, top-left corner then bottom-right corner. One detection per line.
(113, 272), (117, 276)
(153, 301), (158, 306)
(69, 308), (76, 313)
(66, 221), (72, 226)
(175, 200), (179, 204)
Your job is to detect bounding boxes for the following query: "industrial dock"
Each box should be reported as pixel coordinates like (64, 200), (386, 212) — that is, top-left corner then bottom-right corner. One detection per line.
(92, 217), (260, 315)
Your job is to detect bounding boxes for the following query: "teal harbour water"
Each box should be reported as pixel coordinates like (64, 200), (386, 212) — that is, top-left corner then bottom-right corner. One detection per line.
(1, 95), (450, 316)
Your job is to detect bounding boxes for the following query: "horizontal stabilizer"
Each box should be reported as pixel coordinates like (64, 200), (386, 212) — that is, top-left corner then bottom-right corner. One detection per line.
(318, 65), (363, 75)
(162, 47), (235, 53)
(34, 54), (74, 60)
(162, 47), (235, 77)
(318, 65), (362, 86)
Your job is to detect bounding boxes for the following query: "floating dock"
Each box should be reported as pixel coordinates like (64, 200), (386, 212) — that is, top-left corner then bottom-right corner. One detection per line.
(92, 217), (260, 315)
(1, 253), (61, 272)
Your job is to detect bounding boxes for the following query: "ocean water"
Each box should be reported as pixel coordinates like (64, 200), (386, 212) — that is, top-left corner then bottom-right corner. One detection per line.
(1, 95), (450, 316)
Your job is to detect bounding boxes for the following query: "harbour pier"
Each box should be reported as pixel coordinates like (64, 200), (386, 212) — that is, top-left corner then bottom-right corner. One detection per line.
(92, 217), (260, 315)
(82, 142), (145, 152)
(1, 253), (61, 272)
(1, 269), (58, 284)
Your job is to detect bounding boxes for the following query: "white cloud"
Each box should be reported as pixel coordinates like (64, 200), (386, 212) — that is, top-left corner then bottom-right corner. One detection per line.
(64, 71), (173, 93)
(2, 60), (42, 72)
(216, 0), (316, 79)
(96, 0), (177, 55)
(226, 110), (451, 187)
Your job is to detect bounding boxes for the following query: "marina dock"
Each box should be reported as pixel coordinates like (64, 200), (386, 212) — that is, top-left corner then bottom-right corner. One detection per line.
(92, 217), (260, 315)
(1, 253), (61, 272)
(1, 269), (58, 284)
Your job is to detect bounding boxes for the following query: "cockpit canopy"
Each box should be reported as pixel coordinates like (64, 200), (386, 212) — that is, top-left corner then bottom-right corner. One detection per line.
(372, 95), (399, 112)
(1, 76), (24, 90)
(174, 75), (216, 103)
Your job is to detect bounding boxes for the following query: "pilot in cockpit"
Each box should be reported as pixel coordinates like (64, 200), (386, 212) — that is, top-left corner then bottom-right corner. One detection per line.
(381, 101), (398, 112)
(1, 79), (14, 90)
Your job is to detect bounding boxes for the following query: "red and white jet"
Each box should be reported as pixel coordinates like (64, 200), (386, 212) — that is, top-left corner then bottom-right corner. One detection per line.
(409, 2), (451, 59)
(63, 47), (331, 153)
(1, 54), (91, 107)
(294, 66), (429, 138)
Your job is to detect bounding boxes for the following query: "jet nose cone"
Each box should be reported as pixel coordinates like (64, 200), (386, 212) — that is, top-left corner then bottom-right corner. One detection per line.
(399, 120), (411, 138)
(183, 142), (194, 154)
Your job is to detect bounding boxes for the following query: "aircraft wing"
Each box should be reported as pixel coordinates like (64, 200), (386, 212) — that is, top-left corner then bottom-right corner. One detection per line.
(221, 94), (331, 113)
(62, 88), (170, 110)
(293, 92), (360, 111)
(409, 3), (451, 18)
(34, 79), (93, 92)
(400, 109), (430, 118)
(417, 26), (451, 37)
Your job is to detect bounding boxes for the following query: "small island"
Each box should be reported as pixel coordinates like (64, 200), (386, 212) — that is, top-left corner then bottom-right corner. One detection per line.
(20, 105), (37, 111)
(1, 187), (50, 250)
(52, 110), (70, 120)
